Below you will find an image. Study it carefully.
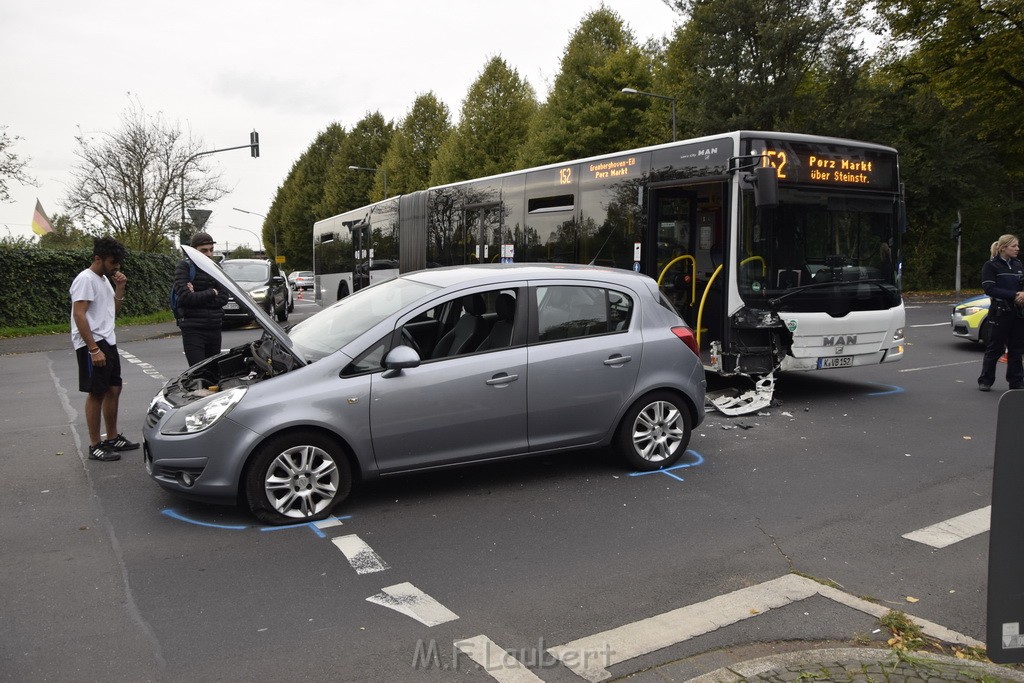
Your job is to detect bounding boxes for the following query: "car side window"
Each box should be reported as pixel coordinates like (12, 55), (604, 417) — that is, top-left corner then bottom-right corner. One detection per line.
(535, 285), (632, 341)
(397, 288), (517, 360)
(341, 335), (388, 376)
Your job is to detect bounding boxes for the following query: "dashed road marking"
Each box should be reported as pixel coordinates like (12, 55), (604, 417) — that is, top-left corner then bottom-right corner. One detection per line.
(454, 636), (545, 683)
(332, 534), (391, 574)
(367, 582), (458, 626)
(902, 506), (990, 548)
(546, 573), (981, 682)
(118, 349), (167, 382)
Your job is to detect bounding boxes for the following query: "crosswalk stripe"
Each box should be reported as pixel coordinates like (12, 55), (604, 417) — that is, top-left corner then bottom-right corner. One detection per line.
(332, 534), (390, 574)
(454, 636), (544, 683)
(367, 582), (458, 626)
(902, 506), (991, 548)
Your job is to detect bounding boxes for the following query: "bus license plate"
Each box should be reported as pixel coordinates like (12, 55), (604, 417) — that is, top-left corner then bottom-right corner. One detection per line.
(224, 301), (239, 310)
(818, 356), (853, 369)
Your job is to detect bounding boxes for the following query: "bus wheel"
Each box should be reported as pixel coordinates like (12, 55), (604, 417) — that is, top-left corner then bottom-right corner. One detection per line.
(245, 431), (353, 525)
(338, 282), (350, 300)
(614, 391), (691, 471)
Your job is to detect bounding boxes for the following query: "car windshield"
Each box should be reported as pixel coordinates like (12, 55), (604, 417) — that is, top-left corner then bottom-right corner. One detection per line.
(222, 262), (270, 283)
(288, 277), (439, 360)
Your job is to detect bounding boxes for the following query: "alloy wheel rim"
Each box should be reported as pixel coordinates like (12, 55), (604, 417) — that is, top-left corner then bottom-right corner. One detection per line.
(264, 445), (340, 519)
(631, 400), (685, 463)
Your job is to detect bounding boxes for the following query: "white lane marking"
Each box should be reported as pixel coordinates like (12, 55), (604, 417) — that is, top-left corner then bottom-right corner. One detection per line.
(898, 360), (978, 373)
(118, 349), (167, 382)
(454, 636), (545, 683)
(902, 506), (991, 548)
(367, 582), (458, 626)
(315, 517), (346, 530)
(332, 534), (390, 574)
(910, 322), (951, 327)
(547, 573), (981, 682)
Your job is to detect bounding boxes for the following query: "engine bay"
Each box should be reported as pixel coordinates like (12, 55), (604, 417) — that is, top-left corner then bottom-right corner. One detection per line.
(162, 334), (300, 407)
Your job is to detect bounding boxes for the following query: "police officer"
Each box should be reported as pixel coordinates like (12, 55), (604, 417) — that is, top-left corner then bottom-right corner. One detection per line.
(174, 232), (229, 366)
(978, 233), (1024, 391)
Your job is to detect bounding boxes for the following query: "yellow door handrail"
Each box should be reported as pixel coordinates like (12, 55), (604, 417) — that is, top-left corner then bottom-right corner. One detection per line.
(695, 264), (723, 351)
(740, 255), (766, 275)
(657, 254), (697, 306)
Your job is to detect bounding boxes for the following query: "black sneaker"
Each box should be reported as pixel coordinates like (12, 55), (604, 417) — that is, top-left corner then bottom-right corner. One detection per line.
(979, 383), (992, 392)
(89, 443), (121, 462)
(104, 433), (139, 451)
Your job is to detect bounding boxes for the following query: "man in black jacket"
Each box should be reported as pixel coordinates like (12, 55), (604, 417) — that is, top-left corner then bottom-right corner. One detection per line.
(979, 233), (1024, 391)
(174, 232), (229, 366)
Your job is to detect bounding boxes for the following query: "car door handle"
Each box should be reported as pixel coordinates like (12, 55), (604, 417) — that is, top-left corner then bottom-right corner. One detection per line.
(603, 354), (632, 366)
(485, 373), (519, 386)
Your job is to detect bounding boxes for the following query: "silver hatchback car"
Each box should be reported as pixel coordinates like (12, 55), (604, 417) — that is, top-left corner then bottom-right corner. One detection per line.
(144, 247), (706, 524)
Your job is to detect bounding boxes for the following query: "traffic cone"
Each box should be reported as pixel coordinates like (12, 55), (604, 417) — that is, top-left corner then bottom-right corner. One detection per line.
(999, 352), (1007, 364)
(297, 289), (303, 300)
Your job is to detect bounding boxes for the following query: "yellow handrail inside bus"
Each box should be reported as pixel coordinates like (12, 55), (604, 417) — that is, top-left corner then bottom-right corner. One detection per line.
(657, 254), (697, 306)
(696, 264), (724, 351)
(740, 255), (766, 275)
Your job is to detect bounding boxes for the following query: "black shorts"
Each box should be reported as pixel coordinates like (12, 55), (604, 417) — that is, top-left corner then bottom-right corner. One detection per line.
(76, 340), (122, 395)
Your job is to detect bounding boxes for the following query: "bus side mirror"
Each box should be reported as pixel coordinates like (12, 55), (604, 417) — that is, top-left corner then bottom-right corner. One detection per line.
(753, 166), (778, 208)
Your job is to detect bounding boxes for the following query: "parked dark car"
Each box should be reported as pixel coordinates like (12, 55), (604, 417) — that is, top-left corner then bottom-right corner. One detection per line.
(144, 248), (707, 525)
(219, 258), (289, 324)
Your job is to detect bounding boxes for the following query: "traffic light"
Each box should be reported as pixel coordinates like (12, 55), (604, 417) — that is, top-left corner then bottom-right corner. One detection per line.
(950, 222), (961, 240)
(250, 130), (260, 158)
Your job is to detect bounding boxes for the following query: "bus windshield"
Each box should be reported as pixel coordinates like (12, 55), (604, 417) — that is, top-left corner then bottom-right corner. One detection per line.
(738, 188), (901, 313)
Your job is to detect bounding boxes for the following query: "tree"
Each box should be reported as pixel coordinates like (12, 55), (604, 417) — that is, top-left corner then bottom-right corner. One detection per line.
(518, 8), (654, 166)
(0, 125), (36, 203)
(64, 103), (228, 252)
(429, 58), (536, 184)
(381, 92), (452, 194)
(265, 123), (347, 271)
(660, 0), (858, 134)
(870, 0), (1024, 163)
(318, 112), (395, 215)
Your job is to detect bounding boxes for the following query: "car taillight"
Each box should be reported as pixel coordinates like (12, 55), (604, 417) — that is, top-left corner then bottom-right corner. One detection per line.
(671, 326), (700, 356)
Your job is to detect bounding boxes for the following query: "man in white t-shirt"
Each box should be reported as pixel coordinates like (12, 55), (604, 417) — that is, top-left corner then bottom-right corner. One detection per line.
(70, 236), (139, 462)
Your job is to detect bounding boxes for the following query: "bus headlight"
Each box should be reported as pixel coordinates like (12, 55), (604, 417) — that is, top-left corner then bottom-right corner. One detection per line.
(893, 327), (905, 341)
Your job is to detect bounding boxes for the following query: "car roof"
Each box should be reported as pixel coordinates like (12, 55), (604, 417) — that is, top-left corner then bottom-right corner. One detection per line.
(400, 263), (653, 290)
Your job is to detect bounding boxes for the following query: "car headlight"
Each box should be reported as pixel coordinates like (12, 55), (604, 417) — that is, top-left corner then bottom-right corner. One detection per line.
(160, 387), (247, 435)
(959, 306), (985, 316)
(249, 286), (269, 302)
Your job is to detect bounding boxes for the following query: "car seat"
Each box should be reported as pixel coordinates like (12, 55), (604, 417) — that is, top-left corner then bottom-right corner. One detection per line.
(431, 294), (488, 358)
(476, 293), (516, 351)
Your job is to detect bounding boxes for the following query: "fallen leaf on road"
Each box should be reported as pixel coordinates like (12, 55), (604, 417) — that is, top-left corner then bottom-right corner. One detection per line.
(906, 596), (919, 603)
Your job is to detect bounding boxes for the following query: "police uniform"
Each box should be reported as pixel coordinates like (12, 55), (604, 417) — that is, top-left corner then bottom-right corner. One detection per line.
(979, 255), (1024, 390)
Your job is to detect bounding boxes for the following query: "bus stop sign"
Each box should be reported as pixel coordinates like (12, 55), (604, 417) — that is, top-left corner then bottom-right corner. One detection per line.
(987, 389), (1024, 663)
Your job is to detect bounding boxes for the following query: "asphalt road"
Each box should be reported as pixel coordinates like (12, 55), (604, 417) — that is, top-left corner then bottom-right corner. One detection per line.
(0, 296), (1008, 681)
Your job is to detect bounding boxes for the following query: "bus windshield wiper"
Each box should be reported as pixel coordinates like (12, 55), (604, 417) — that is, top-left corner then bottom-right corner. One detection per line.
(768, 278), (888, 309)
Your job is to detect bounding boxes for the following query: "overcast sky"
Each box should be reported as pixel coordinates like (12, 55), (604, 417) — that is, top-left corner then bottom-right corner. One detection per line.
(1, 0), (680, 250)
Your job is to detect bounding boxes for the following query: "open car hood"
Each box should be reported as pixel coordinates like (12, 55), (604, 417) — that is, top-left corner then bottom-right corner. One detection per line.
(182, 244), (303, 362)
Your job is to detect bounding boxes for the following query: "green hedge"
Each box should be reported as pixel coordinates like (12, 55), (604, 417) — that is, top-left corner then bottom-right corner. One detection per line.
(0, 245), (178, 328)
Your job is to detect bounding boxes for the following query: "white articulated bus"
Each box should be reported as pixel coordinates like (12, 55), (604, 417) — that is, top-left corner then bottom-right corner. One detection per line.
(313, 130), (906, 379)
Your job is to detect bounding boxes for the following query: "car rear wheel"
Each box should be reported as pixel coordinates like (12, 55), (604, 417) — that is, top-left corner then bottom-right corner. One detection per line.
(245, 432), (352, 524)
(276, 298), (288, 322)
(614, 391), (691, 471)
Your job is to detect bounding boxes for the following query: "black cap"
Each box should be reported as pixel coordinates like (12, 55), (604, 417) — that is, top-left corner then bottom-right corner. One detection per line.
(190, 232), (215, 248)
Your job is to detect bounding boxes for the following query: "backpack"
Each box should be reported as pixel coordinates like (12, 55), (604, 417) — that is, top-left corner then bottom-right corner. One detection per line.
(169, 260), (197, 322)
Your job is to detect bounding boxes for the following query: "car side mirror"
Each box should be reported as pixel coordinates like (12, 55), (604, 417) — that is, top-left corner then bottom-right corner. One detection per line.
(381, 345), (421, 379)
(272, 276), (286, 285)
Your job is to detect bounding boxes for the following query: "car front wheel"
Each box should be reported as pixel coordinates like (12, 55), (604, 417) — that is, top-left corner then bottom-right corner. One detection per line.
(614, 391), (692, 471)
(245, 432), (352, 524)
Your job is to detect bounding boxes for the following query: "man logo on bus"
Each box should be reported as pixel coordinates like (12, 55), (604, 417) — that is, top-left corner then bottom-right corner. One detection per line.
(823, 335), (857, 346)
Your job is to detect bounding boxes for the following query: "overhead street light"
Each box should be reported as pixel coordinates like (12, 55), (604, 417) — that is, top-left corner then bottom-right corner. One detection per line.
(233, 207), (278, 257)
(226, 225), (263, 252)
(621, 87), (677, 142)
(348, 165), (388, 199)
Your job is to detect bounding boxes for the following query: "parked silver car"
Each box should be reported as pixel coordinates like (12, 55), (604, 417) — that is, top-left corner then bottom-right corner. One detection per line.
(144, 247), (707, 524)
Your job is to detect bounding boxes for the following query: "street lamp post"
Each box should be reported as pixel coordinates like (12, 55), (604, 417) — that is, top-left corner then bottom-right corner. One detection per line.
(226, 225), (263, 253)
(621, 87), (677, 142)
(233, 207), (277, 257)
(348, 165), (388, 199)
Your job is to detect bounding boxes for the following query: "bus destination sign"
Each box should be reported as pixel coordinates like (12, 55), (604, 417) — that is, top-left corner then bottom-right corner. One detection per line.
(752, 140), (897, 191)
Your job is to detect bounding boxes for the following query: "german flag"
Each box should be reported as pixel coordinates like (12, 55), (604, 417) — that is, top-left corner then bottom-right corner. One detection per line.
(32, 199), (54, 236)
